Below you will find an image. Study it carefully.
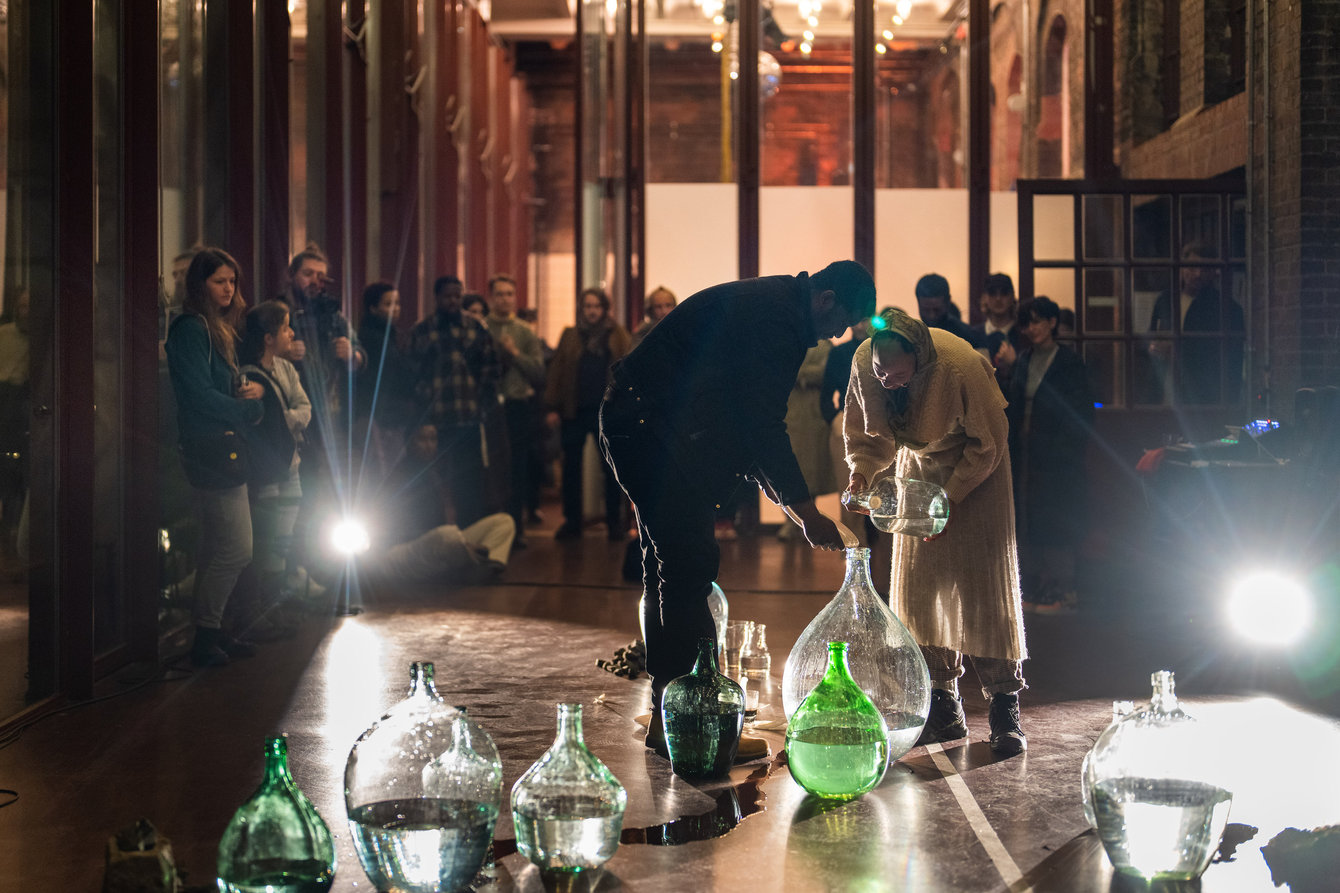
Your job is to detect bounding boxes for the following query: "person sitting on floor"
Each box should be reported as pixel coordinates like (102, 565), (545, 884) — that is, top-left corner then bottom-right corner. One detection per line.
(368, 423), (516, 585)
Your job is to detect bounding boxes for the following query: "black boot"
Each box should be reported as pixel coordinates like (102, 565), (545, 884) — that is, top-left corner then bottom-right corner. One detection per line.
(190, 626), (230, 668)
(988, 692), (1027, 755)
(916, 688), (969, 746)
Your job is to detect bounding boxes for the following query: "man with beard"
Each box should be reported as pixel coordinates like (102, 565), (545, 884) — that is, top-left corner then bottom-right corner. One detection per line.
(409, 275), (502, 526)
(280, 245), (364, 596)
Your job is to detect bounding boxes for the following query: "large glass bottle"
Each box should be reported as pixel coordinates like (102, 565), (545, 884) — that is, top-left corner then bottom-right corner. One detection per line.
(785, 641), (890, 800)
(1084, 670), (1234, 881)
(661, 637), (745, 779)
(344, 661), (503, 893)
(217, 735), (336, 893)
(511, 702), (627, 872)
(841, 475), (950, 537)
(782, 547), (930, 762)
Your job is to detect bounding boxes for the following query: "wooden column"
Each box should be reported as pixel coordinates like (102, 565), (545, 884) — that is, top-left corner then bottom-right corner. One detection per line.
(56, 0), (96, 699)
(737, 0), (759, 279)
(967, 0), (990, 317)
(307, 0), (347, 292)
(257, 0), (291, 291)
(853, 0), (875, 272)
(204, 0), (256, 280)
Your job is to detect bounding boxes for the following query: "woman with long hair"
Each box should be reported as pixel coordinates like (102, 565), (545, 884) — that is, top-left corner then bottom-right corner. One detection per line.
(355, 281), (414, 485)
(165, 247), (265, 667)
(544, 286), (631, 540)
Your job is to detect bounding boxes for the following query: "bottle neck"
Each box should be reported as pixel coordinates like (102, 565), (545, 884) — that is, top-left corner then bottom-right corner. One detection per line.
(825, 641), (854, 683)
(842, 547), (874, 595)
(556, 703), (584, 746)
(1150, 670), (1179, 714)
(693, 638), (719, 675)
(408, 661), (442, 702)
(263, 736), (292, 784)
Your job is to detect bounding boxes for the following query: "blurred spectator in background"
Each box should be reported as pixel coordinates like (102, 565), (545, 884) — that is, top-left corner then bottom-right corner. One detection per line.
(631, 285), (677, 348)
(1007, 297), (1094, 614)
(546, 286), (631, 540)
(777, 339), (835, 540)
(371, 423), (515, 585)
(409, 275), (501, 526)
(487, 273), (546, 547)
(915, 273), (986, 350)
(972, 273), (1029, 394)
(355, 281), (415, 486)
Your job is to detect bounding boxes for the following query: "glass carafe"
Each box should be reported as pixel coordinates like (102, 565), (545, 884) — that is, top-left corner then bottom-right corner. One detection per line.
(1084, 671), (1233, 881)
(344, 661), (503, 893)
(661, 638), (745, 779)
(785, 641), (889, 801)
(782, 547), (930, 762)
(217, 735), (336, 893)
(841, 475), (950, 537)
(511, 702), (627, 872)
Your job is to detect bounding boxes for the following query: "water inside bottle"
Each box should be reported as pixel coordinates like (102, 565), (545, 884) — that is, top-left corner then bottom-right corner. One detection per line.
(349, 798), (497, 893)
(1092, 777), (1233, 880)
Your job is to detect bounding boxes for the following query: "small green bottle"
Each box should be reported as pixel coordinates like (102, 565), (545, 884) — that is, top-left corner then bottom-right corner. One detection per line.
(785, 641), (890, 801)
(662, 637), (745, 779)
(217, 735), (336, 892)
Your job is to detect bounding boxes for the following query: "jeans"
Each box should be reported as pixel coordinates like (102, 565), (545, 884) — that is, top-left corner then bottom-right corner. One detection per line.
(561, 407), (622, 531)
(250, 465), (302, 590)
(601, 388), (718, 704)
(192, 484), (253, 629)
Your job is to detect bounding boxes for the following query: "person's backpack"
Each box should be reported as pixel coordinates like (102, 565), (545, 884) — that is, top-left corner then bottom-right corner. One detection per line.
(241, 365), (296, 487)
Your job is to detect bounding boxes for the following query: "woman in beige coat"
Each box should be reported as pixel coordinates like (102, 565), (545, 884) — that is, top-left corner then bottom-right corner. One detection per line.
(843, 307), (1028, 755)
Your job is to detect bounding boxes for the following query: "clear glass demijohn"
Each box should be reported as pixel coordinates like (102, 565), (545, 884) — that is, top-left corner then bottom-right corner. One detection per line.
(216, 735), (336, 893)
(344, 661), (503, 893)
(782, 547), (931, 762)
(841, 475), (950, 537)
(1083, 670), (1234, 881)
(511, 702), (628, 872)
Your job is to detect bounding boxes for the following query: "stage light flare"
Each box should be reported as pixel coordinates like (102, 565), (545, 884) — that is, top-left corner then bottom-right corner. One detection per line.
(331, 516), (371, 556)
(1225, 569), (1313, 646)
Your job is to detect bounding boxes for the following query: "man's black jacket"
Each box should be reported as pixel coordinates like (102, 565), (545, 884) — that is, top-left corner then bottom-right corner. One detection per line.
(609, 272), (818, 506)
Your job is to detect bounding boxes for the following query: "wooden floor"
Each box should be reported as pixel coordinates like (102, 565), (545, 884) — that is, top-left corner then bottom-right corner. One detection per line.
(1, 509), (1338, 892)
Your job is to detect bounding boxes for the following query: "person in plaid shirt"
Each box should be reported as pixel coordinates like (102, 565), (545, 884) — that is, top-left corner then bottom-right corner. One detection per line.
(409, 275), (502, 525)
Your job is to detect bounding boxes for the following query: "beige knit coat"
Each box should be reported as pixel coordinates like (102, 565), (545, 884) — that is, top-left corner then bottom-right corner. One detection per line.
(844, 329), (1027, 661)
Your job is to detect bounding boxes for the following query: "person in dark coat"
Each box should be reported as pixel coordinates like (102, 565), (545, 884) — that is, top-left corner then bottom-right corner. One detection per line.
(915, 272), (986, 350)
(599, 260), (874, 755)
(1006, 296), (1095, 613)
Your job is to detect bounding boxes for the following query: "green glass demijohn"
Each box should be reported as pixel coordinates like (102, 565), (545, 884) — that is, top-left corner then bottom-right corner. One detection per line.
(661, 637), (746, 779)
(785, 641), (890, 801)
(511, 702), (628, 872)
(216, 734), (336, 893)
(344, 661), (503, 893)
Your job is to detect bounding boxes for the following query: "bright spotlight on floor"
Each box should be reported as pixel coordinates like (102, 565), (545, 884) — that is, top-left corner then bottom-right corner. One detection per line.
(1226, 570), (1313, 646)
(330, 517), (371, 556)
